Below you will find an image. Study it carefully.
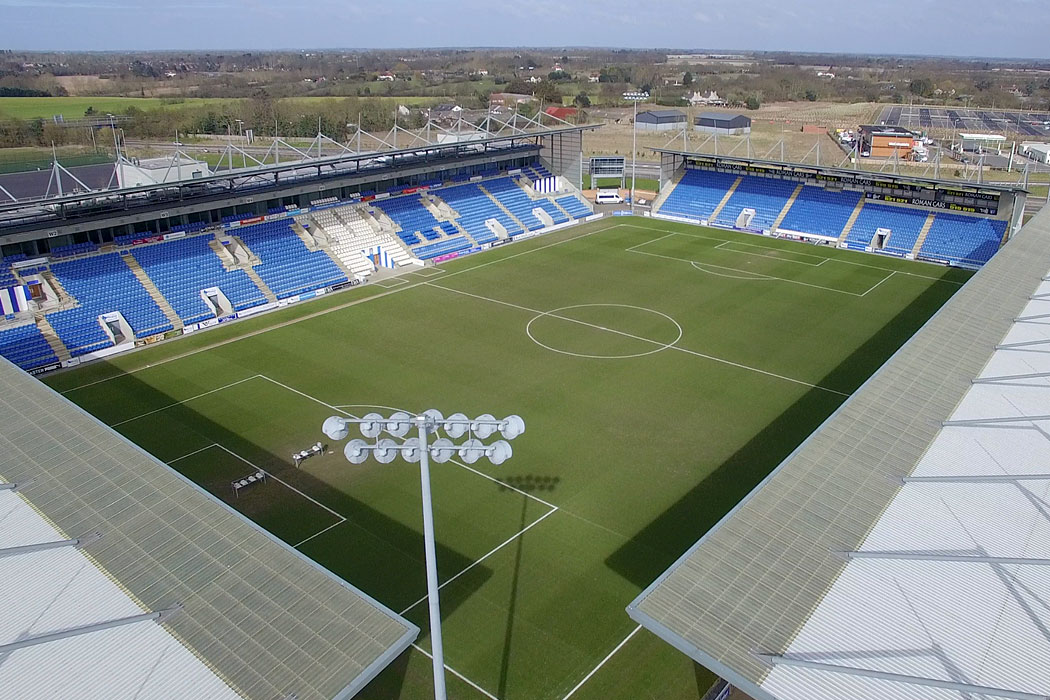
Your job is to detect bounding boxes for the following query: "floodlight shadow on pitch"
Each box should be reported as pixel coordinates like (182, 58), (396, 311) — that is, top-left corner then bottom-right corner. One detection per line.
(344, 439), (370, 464)
(322, 416), (349, 441)
(500, 415), (525, 440)
(472, 414), (497, 439)
(430, 438), (456, 463)
(445, 413), (470, 439)
(386, 411), (411, 438)
(360, 412), (384, 439)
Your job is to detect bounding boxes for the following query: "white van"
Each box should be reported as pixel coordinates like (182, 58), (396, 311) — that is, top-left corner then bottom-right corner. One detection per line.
(595, 189), (623, 204)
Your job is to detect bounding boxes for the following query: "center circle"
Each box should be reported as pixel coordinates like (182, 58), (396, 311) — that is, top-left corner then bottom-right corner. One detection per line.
(525, 304), (683, 359)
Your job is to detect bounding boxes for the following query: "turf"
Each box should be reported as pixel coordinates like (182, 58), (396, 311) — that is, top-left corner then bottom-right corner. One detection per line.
(45, 218), (970, 699)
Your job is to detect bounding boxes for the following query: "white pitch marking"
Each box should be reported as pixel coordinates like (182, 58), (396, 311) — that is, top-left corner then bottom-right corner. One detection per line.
(410, 643), (499, 700)
(425, 282), (850, 397)
(561, 625), (643, 700)
(860, 270), (897, 297)
(400, 505), (558, 615)
(108, 374), (262, 427)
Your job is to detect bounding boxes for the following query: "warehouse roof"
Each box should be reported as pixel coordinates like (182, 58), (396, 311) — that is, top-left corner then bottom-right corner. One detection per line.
(637, 109), (686, 120)
(0, 356), (417, 700)
(696, 112), (750, 121)
(629, 207), (1050, 700)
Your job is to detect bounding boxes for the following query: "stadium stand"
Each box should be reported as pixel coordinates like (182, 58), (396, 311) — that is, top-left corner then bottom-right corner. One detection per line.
(0, 321), (56, 370)
(484, 177), (546, 230)
(412, 236), (473, 260)
(778, 186), (863, 238)
(48, 253), (173, 355)
(658, 169), (739, 221)
(918, 213), (1007, 265)
(556, 194), (593, 219)
(234, 221), (347, 299)
(714, 176), (797, 230)
(132, 236), (268, 323)
(373, 196), (443, 246)
(438, 182), (522, 242)
(842, 203), (928, 255)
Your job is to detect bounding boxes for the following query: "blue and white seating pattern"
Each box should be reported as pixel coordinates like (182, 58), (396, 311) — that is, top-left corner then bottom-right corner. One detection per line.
(844, 204), (928, 256)
(556, 195), (592, 219)
(412, 237), (473, 260)
(133, 236), (267, 323)
(373, 197), (443, 246)
(715, 177), (797, 230)
(484, 178), (546, 231)
(919, 214), (1006, 266)
(659, 170), (739, 221)
(438, 183), (522, 243)
(0, 323), (56, 370)
(48, 253), (172, 356)
(778, 186), (862, 239)
(235, 221), (347, 299)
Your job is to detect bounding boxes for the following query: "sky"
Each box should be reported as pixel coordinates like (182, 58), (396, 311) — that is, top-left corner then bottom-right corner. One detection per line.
(1, 0), (1049, 58)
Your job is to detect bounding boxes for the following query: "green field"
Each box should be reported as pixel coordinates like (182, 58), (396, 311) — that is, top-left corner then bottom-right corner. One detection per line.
(45, 218), (970, 699)
(0, 95), (441, 121)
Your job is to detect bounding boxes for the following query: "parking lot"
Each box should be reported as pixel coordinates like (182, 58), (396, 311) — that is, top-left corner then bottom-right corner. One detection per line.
(876, 105), (1050, 138)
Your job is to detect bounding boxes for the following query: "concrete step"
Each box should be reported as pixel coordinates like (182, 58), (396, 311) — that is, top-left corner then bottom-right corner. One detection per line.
(838, 198), (867, 243)
(911, 212), (938, 257)
(771, 184), (805, 231)
(36, 315), (70, 363)
(122, 254), (183, 330)
(242, 266), (278, 304)
(710, 176), (743, 221)
(478, 183), (528, 232)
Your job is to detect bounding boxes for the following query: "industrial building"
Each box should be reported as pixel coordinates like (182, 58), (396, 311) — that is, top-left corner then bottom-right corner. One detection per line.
(858, 124), (915, 158)
(1022, 141), (1050, 164)
(635, 109), (687, 131)
(694, 112), (751, 135)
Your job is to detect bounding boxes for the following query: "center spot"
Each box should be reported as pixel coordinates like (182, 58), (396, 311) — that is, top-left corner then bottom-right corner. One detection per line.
(525, 304), (683, 359)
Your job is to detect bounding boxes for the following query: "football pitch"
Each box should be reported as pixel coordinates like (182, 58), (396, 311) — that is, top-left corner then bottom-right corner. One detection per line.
(44, 217), (971, 699)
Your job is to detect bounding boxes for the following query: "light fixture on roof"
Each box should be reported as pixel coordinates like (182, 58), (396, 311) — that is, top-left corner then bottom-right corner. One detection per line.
(321, 409), (525, 700)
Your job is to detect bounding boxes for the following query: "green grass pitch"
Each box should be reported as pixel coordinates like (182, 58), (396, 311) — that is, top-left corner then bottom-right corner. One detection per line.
(44, 217), (970, 699)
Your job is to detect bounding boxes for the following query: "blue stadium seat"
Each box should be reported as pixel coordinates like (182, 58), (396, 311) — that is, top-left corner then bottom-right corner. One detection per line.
(778, 186), (863, 238)
(235, 221), (347, 299)
(437, 182), (522, 244)
(714, 176), (797, 230)
(659, 169), (739, 221)
(919, 214), (1007, 266)
(132, 236), (268, 323)
(845, 204), (929, 256)
(0, 323), (57, 370)
(48, 253), (172, 355)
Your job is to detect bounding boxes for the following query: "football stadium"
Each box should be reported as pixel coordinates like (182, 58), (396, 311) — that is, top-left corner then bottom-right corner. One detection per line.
(0, 105), (1045, 700)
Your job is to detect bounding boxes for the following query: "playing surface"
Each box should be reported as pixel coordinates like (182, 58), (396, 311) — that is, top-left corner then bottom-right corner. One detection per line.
(44, 218), (971, 699)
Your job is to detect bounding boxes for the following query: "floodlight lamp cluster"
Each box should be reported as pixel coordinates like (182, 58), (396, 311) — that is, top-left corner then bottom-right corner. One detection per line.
(322, 411), (525, 467)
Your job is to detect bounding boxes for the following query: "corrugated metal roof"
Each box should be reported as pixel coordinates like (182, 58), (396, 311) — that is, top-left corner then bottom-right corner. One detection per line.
(629, 206), (1050, 700)
(0, 357), (417, 700)
(638, 109), (686, 121)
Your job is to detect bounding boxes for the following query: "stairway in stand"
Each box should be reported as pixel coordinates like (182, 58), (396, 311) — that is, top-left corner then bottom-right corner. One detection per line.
(36, 315), (70, 363)
(122, 254), (183, 330)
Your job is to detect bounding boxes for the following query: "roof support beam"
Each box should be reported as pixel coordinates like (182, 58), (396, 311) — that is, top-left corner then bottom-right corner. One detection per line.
(902, 473), (1050, 483)
(1016, 313), (1050, 322)
(973, 371), (1050, 384)
(943, 414), (1050, 426)
(0, 532), (101, 560)
(998, 338), (1050, 349)
(0, 605), (181, 656)
(752, 652), (1050, 700)
(0, 482), (20, 491)
(835, 550), (1050, 566)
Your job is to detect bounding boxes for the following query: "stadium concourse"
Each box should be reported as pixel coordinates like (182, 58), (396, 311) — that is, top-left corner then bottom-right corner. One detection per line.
(0, 351), (417, 699)
(629, 203), (1050, 699)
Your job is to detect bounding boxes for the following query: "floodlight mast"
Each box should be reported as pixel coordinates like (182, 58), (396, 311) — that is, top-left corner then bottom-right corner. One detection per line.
(322, 410), (524, 700)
